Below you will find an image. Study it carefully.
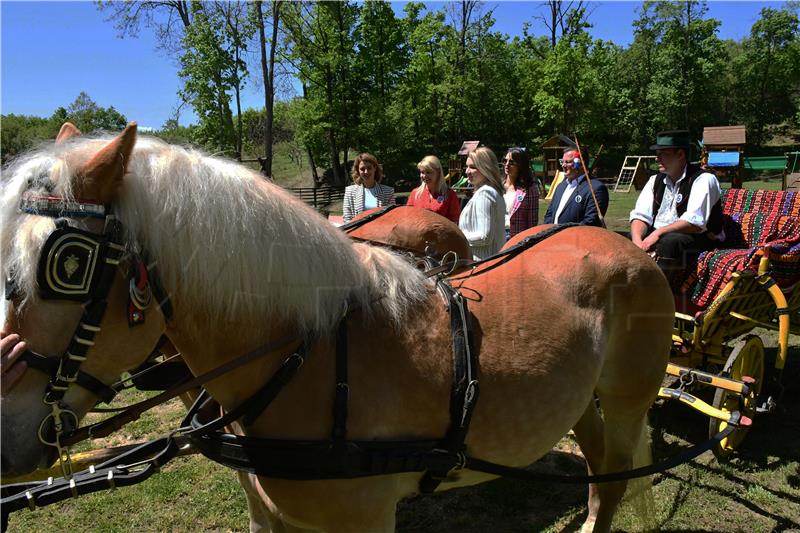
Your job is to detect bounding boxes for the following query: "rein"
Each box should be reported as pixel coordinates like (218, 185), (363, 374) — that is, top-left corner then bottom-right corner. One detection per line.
(60, 333), (301, 446)
(337, 203), (400, 232)
(421, 223), (581, 279)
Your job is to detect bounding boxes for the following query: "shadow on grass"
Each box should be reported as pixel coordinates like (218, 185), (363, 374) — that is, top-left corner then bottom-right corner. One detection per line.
(396, 450), (588, 533)
(660, 466), (800, 531)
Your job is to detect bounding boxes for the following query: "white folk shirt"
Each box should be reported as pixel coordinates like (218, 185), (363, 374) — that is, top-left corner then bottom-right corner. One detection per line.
(629, 167), (724, 239)
(553, 179), (579, 224)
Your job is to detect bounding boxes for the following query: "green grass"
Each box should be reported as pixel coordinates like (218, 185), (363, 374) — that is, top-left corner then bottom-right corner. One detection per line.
(239, 141), (318, 189)
(6, 333), (798, 533)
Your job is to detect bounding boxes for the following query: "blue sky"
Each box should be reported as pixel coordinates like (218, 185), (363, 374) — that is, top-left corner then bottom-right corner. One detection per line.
(1, 1), (786, 130)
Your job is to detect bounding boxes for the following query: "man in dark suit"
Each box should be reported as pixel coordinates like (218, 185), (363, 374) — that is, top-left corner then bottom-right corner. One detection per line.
(543, 149), (608, 227)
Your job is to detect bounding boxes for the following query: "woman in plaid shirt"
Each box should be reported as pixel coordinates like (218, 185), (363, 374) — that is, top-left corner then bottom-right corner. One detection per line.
(502, 148), (539, 239)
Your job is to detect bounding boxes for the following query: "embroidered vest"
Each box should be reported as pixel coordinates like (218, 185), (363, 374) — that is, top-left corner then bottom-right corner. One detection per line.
(651, 164), (722, 234)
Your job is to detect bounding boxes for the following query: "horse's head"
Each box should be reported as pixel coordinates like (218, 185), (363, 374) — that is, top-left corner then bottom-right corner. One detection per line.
(1, 123), (168, 476)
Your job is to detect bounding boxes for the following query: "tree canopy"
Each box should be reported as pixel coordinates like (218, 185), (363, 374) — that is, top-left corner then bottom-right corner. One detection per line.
(4, 0), (799, 182)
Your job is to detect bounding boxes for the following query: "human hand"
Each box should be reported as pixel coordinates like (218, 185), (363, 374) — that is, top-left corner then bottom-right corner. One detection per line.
(640, 232), (661, 252)
(1, 331), (28, 393)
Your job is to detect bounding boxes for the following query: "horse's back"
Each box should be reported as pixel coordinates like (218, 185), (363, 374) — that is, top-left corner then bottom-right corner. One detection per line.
(348, 206), (471, 259)
(458, 225), (672, 318)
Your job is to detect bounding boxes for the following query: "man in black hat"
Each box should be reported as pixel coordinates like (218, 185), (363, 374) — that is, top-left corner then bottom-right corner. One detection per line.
(629, 129), (724, 290)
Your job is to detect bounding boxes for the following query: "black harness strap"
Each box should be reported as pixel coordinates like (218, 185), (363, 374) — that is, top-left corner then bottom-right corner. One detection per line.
(419, 284), (479, 493)
(332, 318), (349, 448)
(60, 334), (300, 446)
(1, 436), (181, 516)
(42, 219), (125, 406)
(421, 223), (580, 280)
(21, 350), (118, 404)
(464, 423), (737, 484)
(184, 280), (480, 494)
(145, 256), (173, 322)
(197, 342), (309, 432)
(184, 320), (347, 447)
(0, 412), (738, 522)
(338, 204), (399, 233)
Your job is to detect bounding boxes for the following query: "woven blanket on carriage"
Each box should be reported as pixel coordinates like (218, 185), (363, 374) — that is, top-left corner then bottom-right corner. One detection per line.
(681, 189), (800, 309)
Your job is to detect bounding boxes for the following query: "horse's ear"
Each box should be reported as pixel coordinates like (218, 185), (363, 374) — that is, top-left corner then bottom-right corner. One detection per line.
(79, 122), (137, 202)
(55, 122), (81, 144)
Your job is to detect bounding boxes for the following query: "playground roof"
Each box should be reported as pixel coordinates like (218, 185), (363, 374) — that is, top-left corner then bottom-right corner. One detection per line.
(457, 141), (480, 156)
(541, 134), (576, 149)
(703, 125), (746, 146)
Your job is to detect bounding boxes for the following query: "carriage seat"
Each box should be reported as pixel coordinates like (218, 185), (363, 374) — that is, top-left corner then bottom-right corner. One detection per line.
(680, 189), (800, 312)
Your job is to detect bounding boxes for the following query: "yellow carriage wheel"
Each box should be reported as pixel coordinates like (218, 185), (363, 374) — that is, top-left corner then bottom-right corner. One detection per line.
(709, 335), (765, 461)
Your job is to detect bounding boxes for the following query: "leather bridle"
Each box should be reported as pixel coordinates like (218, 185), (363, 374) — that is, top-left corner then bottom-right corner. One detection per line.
(6, 192), (170, 478)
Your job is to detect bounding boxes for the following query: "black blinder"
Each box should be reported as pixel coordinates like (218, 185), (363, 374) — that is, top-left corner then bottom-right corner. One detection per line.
(36, 221), (123, 301)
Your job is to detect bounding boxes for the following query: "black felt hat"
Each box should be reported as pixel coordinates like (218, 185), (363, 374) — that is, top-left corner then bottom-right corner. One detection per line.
(650, 130), (690, 150)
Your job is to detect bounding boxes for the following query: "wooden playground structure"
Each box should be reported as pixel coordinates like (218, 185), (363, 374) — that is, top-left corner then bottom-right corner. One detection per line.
(701, 125), (747, 188)
(614, 155), (656, 192)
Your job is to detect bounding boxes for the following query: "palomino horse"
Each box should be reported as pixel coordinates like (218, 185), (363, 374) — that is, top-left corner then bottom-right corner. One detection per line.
(1, 124), (674, 532)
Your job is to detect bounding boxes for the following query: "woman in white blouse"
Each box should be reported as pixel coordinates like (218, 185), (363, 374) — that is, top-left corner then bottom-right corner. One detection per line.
(342, 153), (395, 223)
(459, 147), (506, 259)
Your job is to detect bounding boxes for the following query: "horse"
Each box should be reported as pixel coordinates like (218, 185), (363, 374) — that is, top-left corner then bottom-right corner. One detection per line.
(1, 123), (675, 533)
(344, 206), (471, 261)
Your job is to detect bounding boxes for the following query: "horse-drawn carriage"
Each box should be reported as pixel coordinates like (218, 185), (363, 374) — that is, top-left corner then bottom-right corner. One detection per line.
(658, 188), (800, 459)
(1, 124), (797, 532)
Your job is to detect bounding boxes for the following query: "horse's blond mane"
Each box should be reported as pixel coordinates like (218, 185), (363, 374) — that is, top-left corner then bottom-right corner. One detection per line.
(1, 134), (430, 335)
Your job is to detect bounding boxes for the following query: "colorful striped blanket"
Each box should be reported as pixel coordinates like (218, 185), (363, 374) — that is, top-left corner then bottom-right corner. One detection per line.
(682, 189), (800, 308)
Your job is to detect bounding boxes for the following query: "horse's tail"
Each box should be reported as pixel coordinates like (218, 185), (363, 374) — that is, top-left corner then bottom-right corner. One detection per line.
(624, 421), (658, 533)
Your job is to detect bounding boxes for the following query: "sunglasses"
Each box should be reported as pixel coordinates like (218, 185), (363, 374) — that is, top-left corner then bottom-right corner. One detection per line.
(503, 159), (518, 166)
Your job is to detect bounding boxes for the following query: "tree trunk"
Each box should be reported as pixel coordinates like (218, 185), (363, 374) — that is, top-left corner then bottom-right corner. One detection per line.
(682, 1), (691, 130)
(302, 83), (320, 186)
(327, 129), (341, 185)
(754, 41), (774, 146)
(257, 0), (281, 178)
(323, 65), (343, 185)
(214, 70), (226, 152)
(234, 82), (242, 161)
(266, 2), (281, 176)
(428, 41), (439, 150)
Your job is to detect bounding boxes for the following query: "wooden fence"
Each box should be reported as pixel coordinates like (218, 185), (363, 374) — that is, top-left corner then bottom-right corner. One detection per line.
(286, 186), (346, 209)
